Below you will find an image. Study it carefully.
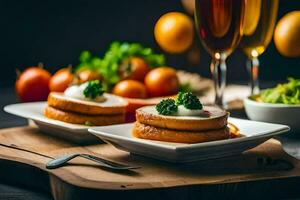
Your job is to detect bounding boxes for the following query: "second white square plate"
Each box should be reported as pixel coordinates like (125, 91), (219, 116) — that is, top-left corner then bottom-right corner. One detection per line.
(4, 102), (97, 143)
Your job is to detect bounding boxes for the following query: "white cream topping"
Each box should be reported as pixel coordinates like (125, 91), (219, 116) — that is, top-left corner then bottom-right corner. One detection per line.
(141, 106), (224, 120)
(176, 105), (204, 116)
(64, 82), (106, 102)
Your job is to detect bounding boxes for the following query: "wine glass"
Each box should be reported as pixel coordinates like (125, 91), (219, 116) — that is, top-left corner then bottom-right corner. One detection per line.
(239, 0), (279, 95)
(194, 0), (245, 107)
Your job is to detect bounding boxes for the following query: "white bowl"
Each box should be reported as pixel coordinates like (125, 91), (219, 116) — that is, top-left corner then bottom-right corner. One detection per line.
(244, 97), (300, 133)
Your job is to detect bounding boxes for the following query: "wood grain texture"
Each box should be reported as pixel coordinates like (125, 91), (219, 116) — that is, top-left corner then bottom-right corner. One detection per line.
(0, 126), (300, 200)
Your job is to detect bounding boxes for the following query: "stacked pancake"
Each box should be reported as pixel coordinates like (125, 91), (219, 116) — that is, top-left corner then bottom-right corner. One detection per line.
(133, 106), (230, 144)
(45, 92), (128, 125)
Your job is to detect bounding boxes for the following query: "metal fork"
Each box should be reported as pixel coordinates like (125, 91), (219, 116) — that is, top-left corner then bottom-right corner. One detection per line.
(46, 153), (140, 170)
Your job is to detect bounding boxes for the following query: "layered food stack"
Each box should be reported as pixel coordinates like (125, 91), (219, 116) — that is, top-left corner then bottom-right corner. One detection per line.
(133, 92), (230, 144)
(45, 80), (128, 126)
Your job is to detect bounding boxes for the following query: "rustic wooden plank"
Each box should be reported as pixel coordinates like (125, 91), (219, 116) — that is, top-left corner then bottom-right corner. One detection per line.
(0, 126), (299, 200)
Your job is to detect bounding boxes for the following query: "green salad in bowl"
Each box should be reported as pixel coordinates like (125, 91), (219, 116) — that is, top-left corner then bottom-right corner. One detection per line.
(254, 78), (300, 105)
(244, 78), (300, 134)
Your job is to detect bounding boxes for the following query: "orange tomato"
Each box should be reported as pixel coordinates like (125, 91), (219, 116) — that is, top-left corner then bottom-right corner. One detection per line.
(154, 12), (194, 53)
(144, 67), (179, 97)
(274, 11), (300, 57)
(16, 67), (51, 102)
(181, 0), (195, 15)
(113, 80), (147, 99)
(76, 69), (101, 84)
(119, 57), (150, 82)
(49, 67), (74, 92)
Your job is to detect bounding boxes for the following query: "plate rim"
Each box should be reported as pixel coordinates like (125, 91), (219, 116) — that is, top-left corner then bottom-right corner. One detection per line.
(4, 102), (291, 147)
(88, 118), (290, 150)
(4, 102), (88, 132)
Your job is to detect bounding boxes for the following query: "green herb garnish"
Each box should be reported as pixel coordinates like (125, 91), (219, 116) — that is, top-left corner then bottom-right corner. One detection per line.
(259, 78), (300, 104)
(76, 42), (165, 90)
(84, 121), (94, 126)
(179, 83), (193, 93)
(83, 80), (104, 99)
(156, 92), (202, 115)
(176, 92), (203, 110)
(156, 99), (178, 115)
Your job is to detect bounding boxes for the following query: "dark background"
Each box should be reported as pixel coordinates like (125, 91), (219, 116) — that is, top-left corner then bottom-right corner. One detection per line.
(0, 1), (299, 199)
(0, 0), (300, 88)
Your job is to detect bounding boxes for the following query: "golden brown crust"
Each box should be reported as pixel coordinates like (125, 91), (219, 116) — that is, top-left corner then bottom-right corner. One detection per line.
(136, 106), (229, 131)
(132, 122), (230, 144)
(44, 106), (125, 126)
(47, 92), (127, 115)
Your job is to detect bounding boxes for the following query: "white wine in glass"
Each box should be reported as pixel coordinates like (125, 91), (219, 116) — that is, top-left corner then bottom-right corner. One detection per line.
(194, 0), (245, 106)
(239, 0), (279, 94)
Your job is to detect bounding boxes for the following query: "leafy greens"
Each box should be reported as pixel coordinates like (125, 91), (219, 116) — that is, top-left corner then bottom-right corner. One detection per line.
(76, 42), (165, 90)
(258, 78), (300, 104)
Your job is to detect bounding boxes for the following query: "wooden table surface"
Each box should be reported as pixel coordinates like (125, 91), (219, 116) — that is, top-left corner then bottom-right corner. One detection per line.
(1, 86), (300, 200)
(0, 88), (52, 199)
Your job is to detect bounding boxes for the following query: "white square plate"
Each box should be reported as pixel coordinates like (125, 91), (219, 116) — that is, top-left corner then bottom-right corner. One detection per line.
(89, 119), (290, 162)
(4, 102), (97, 143)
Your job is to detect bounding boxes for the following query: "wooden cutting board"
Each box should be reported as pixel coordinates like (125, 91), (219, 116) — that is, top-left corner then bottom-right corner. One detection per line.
(0, 126), (299, 200)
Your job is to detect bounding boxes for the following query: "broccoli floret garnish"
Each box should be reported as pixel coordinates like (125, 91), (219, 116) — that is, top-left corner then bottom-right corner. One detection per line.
(83, 80), (104, 99)
(156, 99), (178, 115)
(156, 92), (202, 115)
(176, 92), (185, 105)
(176, 92), (202, 110)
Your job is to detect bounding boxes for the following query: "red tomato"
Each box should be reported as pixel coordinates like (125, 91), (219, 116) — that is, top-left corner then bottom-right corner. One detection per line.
(113, 80), (147, 99)
(119, 57), (150, 82)
(15, 67), (51, 102)
(144, 67), (179, 97)
(49, 67), (74, 92)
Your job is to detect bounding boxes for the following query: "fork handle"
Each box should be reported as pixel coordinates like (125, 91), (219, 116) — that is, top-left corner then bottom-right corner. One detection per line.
(46, 154), (78, 169)
(46, 154), (113, 169)
(46, 154), (140, 170)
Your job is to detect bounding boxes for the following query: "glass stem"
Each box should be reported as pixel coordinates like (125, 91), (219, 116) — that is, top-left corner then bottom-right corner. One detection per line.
(210, 54), (227, 107)
(247, 57), (260, 95)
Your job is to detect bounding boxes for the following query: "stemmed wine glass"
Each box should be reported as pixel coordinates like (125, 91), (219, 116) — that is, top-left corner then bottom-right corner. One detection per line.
(194, 0), (245, 107)
(239, 0), (279, 95)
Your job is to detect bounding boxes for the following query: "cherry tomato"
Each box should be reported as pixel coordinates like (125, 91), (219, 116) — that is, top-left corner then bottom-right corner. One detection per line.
(76, 69), (101, 84)
(113, 80), (147, 99)
(49, 67), (74, 92)
(144, 67), (179, 97)
(15, 67), (51, 102)
(119, 57), (150, 82)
